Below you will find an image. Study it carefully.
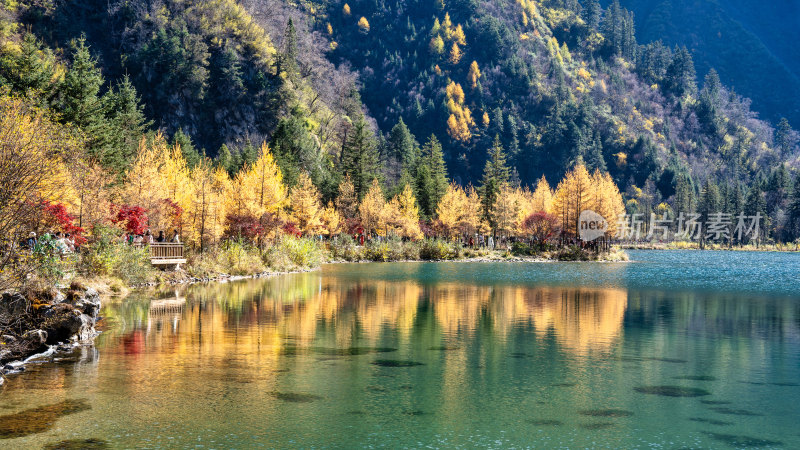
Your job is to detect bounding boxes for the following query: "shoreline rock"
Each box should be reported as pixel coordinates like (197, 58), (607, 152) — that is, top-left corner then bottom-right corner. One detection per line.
(0, 284), (102, 377)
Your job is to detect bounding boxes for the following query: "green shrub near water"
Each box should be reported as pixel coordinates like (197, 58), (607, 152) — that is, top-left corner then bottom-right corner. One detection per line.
(79, 225), (154, 284)
(265, 236), (324, 269)
(329, 235), (362, 261)
(419, 239), (460, 260)
(187, 240), (266, 278)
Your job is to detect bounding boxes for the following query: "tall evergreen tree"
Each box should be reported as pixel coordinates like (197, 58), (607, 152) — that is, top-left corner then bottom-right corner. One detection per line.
(173, 128), (203, 168)
(415, 135), (448, 218)
(479, 135), (510, 232)
(340, 116), (381, 198)
(386, 118), (419, 188)
(103, 75), (150, 173)
(279, 18), (299, 81)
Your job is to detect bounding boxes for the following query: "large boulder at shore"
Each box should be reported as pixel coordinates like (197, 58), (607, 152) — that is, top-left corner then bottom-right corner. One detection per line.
(42, 305), (89, 344)
(66, 287), (101, 317)
(21, 329), (48, 345)
(0, 292), (28, 319)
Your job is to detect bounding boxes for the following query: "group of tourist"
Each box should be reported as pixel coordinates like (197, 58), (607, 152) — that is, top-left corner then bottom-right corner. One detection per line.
(124, 229), (180, 245)
(21, 231), (78, 255)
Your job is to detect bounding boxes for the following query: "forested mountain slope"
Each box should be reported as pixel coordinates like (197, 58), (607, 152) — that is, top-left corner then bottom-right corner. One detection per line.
(614, 0), (800, 129)
(2, 0), (800, 240)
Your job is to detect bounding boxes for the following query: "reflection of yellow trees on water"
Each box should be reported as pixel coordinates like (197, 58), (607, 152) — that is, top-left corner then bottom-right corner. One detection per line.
(429, 284), (627, 354)
(112, 275), (628, 360)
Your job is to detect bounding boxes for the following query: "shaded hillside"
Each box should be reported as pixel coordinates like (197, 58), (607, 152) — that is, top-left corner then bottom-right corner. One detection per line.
(615, 0), (800, 128)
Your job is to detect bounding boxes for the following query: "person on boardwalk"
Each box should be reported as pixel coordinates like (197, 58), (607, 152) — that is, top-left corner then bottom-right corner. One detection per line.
(170, 229), (180, 243)
(156, 230), (166, 243)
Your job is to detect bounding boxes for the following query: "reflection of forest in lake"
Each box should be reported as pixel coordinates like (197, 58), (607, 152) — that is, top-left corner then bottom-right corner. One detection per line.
(3, 257), (800, 449)
(103, 269), (799, 363)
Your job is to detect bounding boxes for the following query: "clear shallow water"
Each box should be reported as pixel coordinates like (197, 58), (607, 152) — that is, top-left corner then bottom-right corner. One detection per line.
(1, 250), (799, 448)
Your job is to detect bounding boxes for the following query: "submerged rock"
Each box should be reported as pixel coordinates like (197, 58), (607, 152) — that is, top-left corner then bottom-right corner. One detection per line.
(0, 399), (90, 439)
(674, 375), (717, 381)
(268, 391), (323, 403)
(708, 407), (762, 416)
(43, 438), (109, 449)
(579, 422), (615, 430)
(702, 431), (782, 448)
(371, 359), (424, 367)
(689, 417), (733, 426)
(527, 419), (563, 426)
(551, 382), (577, 387)
(578, 409), (634, 417)
(646, 357), (688, 363)
(634, 385), (711, 397)
(700, 400), (731, 405)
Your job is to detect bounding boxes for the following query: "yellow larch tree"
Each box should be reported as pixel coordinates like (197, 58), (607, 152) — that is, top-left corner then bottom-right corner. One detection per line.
(491, 185), (527, 238)
(72, 161), (115, 229)
(467, 61), (481, 89)
(320, 201), (342, 237)
(448, 42), (462, 65)
(358, 17), (370, 33)
(343, 3), (351, 16)
(359, 179), (387, 236)
(551, 163), (593, 237)
(445, 81), (474, 142)
(158, 142), (193, 232)
(122, 136), (168, 224)
(531, 176), (553, 213)
(590, 170), (625, 236)
(464, 185), (487, 235)
(429, 35), (445, 55)
(388, 183), (422, 239)
(436, 182), (467, 238)
(288, 172), (323, 235)
(452, 24), (466, 46)
(187, 162), (228, 249)
(231, 142), (287, 219)
(336, 174), (359, 219)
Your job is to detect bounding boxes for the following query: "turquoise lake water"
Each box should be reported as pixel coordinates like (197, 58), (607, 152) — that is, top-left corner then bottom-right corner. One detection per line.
(1, 250), (798, 448)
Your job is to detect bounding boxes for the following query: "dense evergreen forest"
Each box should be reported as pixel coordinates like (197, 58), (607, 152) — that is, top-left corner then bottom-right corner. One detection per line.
(2, 0), (800, 241)
(614, 0), (800, 130)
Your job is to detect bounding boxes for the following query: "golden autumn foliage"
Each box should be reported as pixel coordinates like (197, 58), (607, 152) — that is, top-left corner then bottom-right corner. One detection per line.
(358, 17), (370, 33)
(491, 185), (532, 238)
(445, 81), (474, 142)
(231, 142), (287, 219)
(186, 163), (229, 247)
(0, 95), (79, 246)
(448, 42), (462, 65)
(590, 170), (626, 236)
(452, 24), (466, 46)
(387, 184), (422, 239)
(551, 163), (593, 237)
(288, 172), (323, 235)
(549, 164), (623, 238)
(335, 174), (358, 219)
(359, 179), (386, 235)
(531, 176), (553, 213)
(436, 183), (483, 237)
(467, 61), (481, 89)
(343, 3), (351, 16)
(320, 201), (342, 237)
(429, 35), (445, 55)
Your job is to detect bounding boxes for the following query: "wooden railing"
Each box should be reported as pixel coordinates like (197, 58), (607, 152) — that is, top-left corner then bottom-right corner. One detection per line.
(134, 242), (186, 265)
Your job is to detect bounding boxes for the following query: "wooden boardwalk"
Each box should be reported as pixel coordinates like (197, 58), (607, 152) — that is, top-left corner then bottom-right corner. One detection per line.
(135, 242), (186, 266)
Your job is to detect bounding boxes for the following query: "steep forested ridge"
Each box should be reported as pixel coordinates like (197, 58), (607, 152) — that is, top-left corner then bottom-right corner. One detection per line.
(614, 0), (800, 129)
(2, 0), (800, 241)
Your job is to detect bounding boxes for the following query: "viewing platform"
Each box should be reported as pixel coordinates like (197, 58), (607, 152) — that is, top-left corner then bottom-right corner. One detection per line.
(135, 242), (186, 266)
